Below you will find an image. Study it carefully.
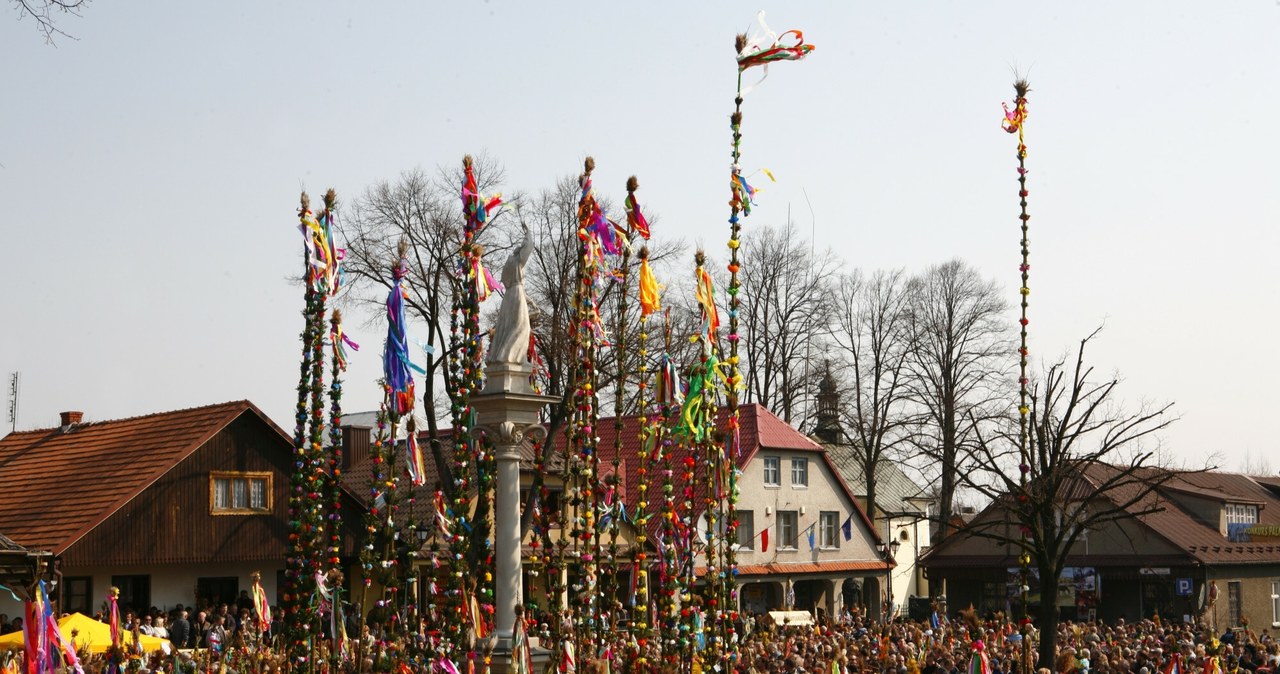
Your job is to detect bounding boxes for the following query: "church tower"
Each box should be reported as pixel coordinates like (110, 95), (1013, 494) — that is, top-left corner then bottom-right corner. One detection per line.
(812, 362), (842, 444)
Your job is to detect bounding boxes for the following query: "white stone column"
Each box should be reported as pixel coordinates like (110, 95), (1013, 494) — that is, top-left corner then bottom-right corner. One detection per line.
(471, 362), (554, 653)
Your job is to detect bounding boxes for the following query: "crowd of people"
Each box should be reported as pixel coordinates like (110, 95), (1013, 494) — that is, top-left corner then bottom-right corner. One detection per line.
(3, 598), (1280, 674)
(725, 609), (1279, 674)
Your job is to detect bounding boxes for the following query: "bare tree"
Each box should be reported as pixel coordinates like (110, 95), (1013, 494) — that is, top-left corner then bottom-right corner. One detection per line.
(513, 173), (690, 533)
(904, 259), (1009, 543)
(739, 222), (841, 424)
(960, 329), (1185, 669)
(826, 268), (915, 521)
(338, 158), (509, 493)
(12, 0), (88, 42)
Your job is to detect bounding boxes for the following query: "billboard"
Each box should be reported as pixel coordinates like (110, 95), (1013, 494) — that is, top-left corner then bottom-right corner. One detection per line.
(1007, 566), (1100, 614)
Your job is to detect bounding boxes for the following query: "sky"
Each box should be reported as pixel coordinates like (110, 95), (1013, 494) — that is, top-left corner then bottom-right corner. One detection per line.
(3, 2), (1277, 473)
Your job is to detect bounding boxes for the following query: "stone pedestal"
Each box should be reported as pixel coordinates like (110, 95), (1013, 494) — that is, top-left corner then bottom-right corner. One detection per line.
(471, 361), (556, 665)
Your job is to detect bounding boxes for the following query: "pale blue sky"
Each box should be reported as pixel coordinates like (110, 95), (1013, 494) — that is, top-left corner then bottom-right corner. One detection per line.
(3, 2), (1277, 471)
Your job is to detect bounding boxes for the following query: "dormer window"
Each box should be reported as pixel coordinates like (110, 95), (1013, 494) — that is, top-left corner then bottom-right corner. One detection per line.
(1226, 503), (1259, 542)
(1226, 503), (1259, 525)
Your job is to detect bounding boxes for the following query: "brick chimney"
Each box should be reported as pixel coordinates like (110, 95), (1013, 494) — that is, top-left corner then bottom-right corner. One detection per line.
(342, 425), (371, 469)
(59, 411), (84, 432)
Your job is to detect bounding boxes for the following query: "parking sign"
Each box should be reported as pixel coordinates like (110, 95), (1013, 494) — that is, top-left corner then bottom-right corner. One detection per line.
(1175, 578), (1193, 597)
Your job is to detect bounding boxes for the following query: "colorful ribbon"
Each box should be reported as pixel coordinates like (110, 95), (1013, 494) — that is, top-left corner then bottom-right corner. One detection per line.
(252, 577), (272, 632)
(384, 255), (419, 415)
(330, 315), (359, 371)
(406, 417), (426, 486)
(737, 24), (815, 70)
(625, 177), (651, 239)
(460, 156), (502, 234)
(695, 266), (720, 338)
(735, 12), (816, 96)
(638, 255), (662, 317)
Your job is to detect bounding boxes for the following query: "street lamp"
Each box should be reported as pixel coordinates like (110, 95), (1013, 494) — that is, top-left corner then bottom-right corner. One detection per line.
(879, 539), (901, 622)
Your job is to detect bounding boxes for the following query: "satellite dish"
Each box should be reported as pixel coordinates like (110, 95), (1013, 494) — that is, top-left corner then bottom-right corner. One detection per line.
(694, 512), (710, 543)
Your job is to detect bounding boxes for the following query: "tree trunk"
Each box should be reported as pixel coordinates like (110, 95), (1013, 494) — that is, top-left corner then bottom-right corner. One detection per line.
(1036, 594), (1057, 670)
(864, 456), (879, 535)
(424, 382), (456, 499)
(935, 393), (957, 544)
(1036, 560), (1060, 671)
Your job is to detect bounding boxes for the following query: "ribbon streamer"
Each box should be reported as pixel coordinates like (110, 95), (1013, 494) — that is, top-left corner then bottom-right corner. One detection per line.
(736, 12), (816, 95)
(384, 254), (418, 415)
(695, 266), (720, 338)
(252, 577), (272, 633)
(406, 417), (427, 486)
(461, 158), (503, 234)
(638, 255), (662, 317)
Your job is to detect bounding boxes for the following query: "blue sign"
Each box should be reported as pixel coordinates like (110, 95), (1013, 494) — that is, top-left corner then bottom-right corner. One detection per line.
(1175, 578), (1193, 597)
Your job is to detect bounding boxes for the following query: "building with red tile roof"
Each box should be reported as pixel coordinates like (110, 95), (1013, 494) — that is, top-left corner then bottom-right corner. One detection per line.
(0, 401), (358, 617)
(541, 403), (889, 619)
(339, 403), (890, 619)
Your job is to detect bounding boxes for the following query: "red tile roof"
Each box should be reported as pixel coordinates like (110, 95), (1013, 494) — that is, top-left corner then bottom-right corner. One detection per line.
(0, 401), (278, 554)
(543, 404), (878, 543)
(341, 404), (879, 548)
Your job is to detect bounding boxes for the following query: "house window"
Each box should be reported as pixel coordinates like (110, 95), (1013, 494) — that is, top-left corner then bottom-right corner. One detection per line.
(111, 575), (150, 613)
(1226, 504), (1259, 541)
(1228, 581), (1242, 627)
(778, 511), (799, 550)
(819, 511), (839, 549)
(791, 458), (808, 487)
(61, 577), (92, 615)
(211, 471), (271, 514)
(197, 577), (240, 608)
(763, 457), (780, 487)
(1226, 504), (1259, 525)
(1271, 579), (1279, 627)
(736, 510), (755, 550)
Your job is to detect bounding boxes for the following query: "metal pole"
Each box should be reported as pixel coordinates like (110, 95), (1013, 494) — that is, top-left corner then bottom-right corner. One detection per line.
(885, 552), (896, 624)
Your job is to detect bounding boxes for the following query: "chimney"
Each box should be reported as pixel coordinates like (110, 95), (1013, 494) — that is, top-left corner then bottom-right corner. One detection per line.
(341, 425), (371, 469)
(59, 411), (84, 432)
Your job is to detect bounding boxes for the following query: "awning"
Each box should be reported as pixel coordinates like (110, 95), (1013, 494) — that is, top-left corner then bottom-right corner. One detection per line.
(0, 613), (171, 653)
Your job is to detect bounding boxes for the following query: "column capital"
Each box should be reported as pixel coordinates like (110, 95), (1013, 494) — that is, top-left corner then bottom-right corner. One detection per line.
(479, 421), (548, 458)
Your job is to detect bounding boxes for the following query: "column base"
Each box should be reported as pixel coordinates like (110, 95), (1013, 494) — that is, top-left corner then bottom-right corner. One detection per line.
(487, 633), (554, 674)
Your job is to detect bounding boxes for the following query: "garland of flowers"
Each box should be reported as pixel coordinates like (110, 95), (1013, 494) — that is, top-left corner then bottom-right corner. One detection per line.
(524, 431), (556, 629)
(358, 406), (393, 666)
(632, 187), (661, 656)
(568, 156), (608, 652)
(552, 404), (575, 654)
(375, 241), (420, 656)
(689, 252), (725, 665)
(603, 176), (643, 641)
(285, 189), (342, 668)
(448, 154), (500, 660)
(326, 309), (354, 669)
(1002, 77), (1035, 674)
(655, 308), (681, 664)
(284, 192), (318, 659)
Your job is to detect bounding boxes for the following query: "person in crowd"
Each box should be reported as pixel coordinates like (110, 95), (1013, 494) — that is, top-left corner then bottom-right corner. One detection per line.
(191, 610), (212, 649)
(169, 609), (190, 649)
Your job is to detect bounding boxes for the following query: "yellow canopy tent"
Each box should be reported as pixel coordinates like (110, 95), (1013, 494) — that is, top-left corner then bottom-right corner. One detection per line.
(0, 613), (170, 653)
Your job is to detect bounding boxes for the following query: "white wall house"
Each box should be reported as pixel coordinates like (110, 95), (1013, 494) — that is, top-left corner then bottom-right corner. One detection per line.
(725, 405), (890, 620)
